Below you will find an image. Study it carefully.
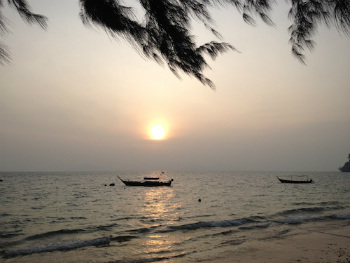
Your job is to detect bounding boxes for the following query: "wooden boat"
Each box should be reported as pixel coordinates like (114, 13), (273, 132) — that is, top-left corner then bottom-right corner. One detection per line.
(118, 176), (173, 187)
(277, 176), (313, 184)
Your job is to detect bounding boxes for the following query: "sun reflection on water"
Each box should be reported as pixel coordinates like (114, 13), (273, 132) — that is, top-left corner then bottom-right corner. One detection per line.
(138, 187), (183, 258)
(142, 188), (177, 219)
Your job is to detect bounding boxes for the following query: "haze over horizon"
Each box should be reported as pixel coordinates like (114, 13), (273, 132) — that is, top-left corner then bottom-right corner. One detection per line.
(1, 1), (349, 172)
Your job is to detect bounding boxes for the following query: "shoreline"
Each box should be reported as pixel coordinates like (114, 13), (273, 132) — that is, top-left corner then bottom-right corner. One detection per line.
(198, 220), (350, 263)
(2, 221), (350, 263)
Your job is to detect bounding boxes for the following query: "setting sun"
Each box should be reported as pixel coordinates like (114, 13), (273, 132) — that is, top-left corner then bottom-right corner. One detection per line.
(150, 124), (166, 140)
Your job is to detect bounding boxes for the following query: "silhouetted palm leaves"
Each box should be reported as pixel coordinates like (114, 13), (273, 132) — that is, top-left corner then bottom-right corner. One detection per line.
(79, 0), (236, 88)
(1, 0), (349, 86)
(288, 0), (350, 63)
(0, 0), (47, 64)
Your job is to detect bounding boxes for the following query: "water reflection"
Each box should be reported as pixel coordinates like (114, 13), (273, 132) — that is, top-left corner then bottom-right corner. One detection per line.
(138, 187), (182, 258)
(142, 188), (177, 221)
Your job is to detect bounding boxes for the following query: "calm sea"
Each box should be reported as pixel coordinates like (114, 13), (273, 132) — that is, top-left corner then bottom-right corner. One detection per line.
(1, 171), (349, 263)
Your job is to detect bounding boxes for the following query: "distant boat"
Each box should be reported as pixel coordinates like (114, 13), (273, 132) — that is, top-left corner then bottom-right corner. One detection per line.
(277, 176), (314, 184)
(118, 173), (173, 187)
(339, 153), (350, 172)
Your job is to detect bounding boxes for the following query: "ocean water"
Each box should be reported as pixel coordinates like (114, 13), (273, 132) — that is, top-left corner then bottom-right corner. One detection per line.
(0, 171), (349, 263)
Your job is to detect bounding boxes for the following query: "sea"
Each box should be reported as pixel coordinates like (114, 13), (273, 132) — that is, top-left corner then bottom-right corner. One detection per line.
(1, 171), (349, 263)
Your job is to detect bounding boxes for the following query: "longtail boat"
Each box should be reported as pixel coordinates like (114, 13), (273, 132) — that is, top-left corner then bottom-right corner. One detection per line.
(277, 176), (313, 184)
(118, 176), (173, 187)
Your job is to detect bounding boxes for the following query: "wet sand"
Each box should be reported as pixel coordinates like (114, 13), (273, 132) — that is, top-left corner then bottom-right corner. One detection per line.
(199, 221), (350, 263)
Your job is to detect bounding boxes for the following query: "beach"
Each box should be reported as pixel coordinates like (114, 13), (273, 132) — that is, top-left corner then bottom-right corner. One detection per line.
(200, 220), (350, 263)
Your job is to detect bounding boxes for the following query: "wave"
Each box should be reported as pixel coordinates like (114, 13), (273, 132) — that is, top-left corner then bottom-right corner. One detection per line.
(274, 215), (323, 224)
(127, 227), (153, 234)
(94, 223), (119, 231)
(24, 223), (119, 242)
(272, 202), (348, 220)
(0, 213), (12, 217)
(328, 213), (350, 220)
(30, 206), (46, 210)
(24, 228), (86, 241)
(159, 211), (350, 233)
(0, 230), (23, 239)
(275, 207), (325, 217)
(70, 216), (87, 220)
(112, 235), (138, 243)
(238, 223), (271, 230)
(274, 212), (350, 225)
(48, 216), (87, 224)
(163, 217), (259, 232)
(292, 201), (342, 207)
(2, 236), (111, 258)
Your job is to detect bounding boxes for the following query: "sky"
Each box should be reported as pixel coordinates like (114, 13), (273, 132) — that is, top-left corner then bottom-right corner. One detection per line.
(1, 0), (349, 172)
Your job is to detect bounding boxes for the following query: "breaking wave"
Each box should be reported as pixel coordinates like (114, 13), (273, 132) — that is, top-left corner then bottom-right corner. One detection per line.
(162, 216), (259, 232)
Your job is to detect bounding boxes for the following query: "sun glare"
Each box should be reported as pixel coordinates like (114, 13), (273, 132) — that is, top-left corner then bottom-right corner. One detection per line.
(150, 124), (166, 140)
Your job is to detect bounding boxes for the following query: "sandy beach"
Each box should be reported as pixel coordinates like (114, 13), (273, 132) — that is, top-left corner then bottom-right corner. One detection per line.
(199, 220), (350, 263)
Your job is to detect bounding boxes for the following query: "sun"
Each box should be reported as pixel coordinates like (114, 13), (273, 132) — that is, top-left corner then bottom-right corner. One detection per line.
(150, 124), (166, 140)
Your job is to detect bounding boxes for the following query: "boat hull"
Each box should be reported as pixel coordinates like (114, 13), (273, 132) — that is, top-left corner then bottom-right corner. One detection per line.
(277, 177), (313, 184)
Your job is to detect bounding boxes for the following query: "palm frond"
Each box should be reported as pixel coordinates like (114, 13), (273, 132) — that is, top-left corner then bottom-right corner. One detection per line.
(333, 0), (350, 35)
(8, 0), (47, 29)
(259, 12), (275, 26)
(79, 0), (145, 46)
(197, 41), (237, 59)
(0, 42), (10, 64)
(243, 12), (256, 26)
(0, 11), (8, 34)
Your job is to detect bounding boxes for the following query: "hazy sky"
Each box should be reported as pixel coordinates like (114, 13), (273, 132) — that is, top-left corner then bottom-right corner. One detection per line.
(1, 1), (349, 172)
